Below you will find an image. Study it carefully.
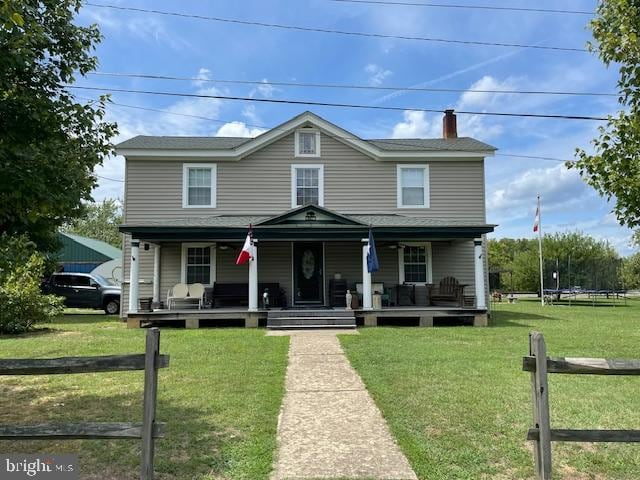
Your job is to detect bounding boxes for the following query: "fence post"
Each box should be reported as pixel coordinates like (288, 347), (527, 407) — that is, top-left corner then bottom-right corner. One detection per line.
(141, 328), (160, 480)
(530, 331), (552, 479)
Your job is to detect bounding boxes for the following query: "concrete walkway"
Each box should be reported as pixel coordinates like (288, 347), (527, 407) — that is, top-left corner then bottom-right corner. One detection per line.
(269, 330), (417, 480)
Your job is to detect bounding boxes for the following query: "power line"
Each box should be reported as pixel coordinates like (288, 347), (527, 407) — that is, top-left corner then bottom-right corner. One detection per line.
(328, 0), (593, 15)
(88, 72), (617, 98)
(96, 174), (125, 182)
(494, 153), (566, 163)
(84, 3), (588, 52)
(68, 84), (610, 121)
(78, 96), (573, 174)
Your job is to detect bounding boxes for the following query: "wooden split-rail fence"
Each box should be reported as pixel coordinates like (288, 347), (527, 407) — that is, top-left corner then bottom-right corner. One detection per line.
(0, 327), (169, 480)
(524, 331), (640, 479)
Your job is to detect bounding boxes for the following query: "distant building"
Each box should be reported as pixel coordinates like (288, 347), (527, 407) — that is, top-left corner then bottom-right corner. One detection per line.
(57, 232), (122, 279)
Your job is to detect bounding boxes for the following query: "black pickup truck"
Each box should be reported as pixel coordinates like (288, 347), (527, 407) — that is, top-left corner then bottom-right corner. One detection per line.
(42, 272), (121, 314)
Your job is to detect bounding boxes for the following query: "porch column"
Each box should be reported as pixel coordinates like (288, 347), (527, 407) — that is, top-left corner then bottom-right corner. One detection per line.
(474, 238), (487, 309)
(152, 244), (161, 306)
(361, 238), (372, 310)
(248, 240), (258, 312)
(128, 239), (140, 313)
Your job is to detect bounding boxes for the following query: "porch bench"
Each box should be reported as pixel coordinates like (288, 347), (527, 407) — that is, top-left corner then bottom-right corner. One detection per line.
(212, 282), (285, 308)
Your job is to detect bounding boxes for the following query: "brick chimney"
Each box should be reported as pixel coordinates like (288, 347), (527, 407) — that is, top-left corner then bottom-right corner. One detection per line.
(443, 109), (457, 139)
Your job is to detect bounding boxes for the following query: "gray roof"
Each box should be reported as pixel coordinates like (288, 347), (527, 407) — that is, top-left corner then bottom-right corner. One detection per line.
(116, 136), (250, 150)
(123, 214), (493, 229)
(117, 135), (495, 153)
(367, 137), (495, 152)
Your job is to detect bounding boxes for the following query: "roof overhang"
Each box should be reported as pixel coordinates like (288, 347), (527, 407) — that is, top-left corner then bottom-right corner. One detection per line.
(116, 112), (495, 161)
(119, 224), (495, 242)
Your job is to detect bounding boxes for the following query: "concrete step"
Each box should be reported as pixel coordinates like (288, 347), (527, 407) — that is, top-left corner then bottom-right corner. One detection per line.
(268, 317), (355, 326)
(267, 316), (356, 329)
(268, 309), (354, 319)
(268, 324), (357, 330)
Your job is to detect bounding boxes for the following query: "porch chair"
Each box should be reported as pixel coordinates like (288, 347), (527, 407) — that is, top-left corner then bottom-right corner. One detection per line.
(430, 276), (466, 307)
(167, 283), (189, 309)
(188, 283), (205, 309)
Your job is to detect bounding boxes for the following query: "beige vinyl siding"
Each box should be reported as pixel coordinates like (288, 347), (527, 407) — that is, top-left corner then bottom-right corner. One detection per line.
(124, 133), (485, 223)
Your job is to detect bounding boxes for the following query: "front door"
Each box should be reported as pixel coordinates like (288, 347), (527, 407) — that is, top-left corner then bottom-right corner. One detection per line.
(293, 242), (324, 305)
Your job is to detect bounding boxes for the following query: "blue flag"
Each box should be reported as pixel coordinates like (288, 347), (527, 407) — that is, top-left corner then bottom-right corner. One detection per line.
(367, 228), (379, 273)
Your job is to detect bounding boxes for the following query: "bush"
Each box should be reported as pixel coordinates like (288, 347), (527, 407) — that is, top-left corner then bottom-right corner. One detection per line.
(0, 235), (63, 334)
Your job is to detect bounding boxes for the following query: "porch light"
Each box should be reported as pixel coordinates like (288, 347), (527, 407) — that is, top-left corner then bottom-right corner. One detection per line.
(305, 211), (317, 222)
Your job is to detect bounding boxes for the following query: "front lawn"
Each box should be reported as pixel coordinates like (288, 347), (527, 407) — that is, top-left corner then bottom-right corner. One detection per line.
(0, 314), (289, 479)
(340, 300), (640, 480)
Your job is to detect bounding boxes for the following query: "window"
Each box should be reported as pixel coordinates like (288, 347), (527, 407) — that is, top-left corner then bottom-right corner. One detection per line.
(295, 129), (321, 157)
(183, 164), (217, 208)
(397, 164), (429, 208)
(181, 244), (215, 285)
(399, 244), (432, 284)
(53, 275), (70, 286)
(291, 165), (324, 207)
(70, 275), (91, 287)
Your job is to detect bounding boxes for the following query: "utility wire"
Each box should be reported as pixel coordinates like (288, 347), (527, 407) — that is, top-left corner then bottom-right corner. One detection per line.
(68, 84), (610, 121)
(79, 95), (573, 172)
(84, 3), (588, 52)
(88, 72), (617, 98)
(96, 174), (125, 182)
(328, 0), (593, 15)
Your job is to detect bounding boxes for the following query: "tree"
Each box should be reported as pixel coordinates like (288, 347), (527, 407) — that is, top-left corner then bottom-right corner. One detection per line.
(569, 0), (640, 229)
(621, 252), (640, 289)
(488, 232), (620, 291)
(64, 199), (123, 248)
(0, 0), (117, 252)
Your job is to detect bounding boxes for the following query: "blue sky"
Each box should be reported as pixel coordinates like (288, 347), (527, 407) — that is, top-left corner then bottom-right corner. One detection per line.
(75, 0), (636, 255)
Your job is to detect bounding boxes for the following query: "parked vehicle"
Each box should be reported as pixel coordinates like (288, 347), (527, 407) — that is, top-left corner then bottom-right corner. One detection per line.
(42, 272), (121, 314)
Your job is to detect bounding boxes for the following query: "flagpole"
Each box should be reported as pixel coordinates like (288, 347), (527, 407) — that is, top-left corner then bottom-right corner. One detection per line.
(537, 195), (544, 306)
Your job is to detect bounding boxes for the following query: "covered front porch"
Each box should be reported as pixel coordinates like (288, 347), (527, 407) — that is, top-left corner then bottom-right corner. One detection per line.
(126, 306), (489, 329)
(120, 205), (494, 328)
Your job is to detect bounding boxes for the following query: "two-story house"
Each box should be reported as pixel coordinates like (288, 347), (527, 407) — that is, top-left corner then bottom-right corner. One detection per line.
(116, 110), (496, 328)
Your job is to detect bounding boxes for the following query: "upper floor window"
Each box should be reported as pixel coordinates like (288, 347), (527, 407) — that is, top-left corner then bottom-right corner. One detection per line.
(295, 129), (321, 157)
(291, 165), (324, 207)
(397, 164), (430, 208)
(183, 163), (217, 208)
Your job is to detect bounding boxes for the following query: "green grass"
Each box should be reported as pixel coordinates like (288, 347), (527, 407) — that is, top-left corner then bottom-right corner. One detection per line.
(340, 300), (640, 480)
(0, 314), (289, 479)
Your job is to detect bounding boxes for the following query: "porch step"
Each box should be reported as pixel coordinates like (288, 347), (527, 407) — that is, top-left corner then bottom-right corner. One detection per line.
(267, 309), (356, 329)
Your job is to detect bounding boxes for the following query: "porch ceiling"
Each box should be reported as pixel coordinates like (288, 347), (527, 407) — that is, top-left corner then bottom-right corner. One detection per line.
(120, 218), (495, 241)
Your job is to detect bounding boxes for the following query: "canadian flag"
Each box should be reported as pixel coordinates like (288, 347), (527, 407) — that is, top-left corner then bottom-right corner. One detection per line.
(236, 229), (254, 265)
(533, 206), (540, 233)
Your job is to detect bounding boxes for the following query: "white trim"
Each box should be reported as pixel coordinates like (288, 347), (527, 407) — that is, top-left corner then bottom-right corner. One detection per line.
(397, 242), (433, 285)
(182, 163), (217, 208)
(397, 164), (430, 209)
(291, 164), (325, 208)
(117, 112), (495, 160)
(294, 129), (321, 157)
(180, 243), (216, 287)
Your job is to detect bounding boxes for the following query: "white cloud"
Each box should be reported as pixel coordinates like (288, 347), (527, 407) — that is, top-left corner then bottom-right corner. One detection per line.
(458, 75), (518, 109)
(249, 79), (277, 99)
(193, 68), (212, 87)
(487, 163), (587, 216)
(365, 64), (393, 86)
(391, 111), (439, 138)
(126, 17), (190, 50)
(215, 121), (266, 138)
(242, 105), (261, 124)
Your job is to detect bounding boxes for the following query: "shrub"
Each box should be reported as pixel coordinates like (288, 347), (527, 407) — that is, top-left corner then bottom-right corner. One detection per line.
(0, 235), (63, 334)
